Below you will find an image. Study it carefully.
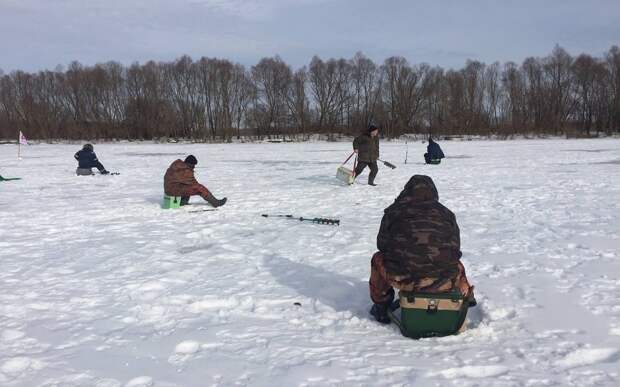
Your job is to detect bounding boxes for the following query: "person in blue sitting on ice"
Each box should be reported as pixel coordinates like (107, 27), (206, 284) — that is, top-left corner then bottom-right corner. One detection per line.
(74, 144), (109, 175)
(424, 136), (445, 164)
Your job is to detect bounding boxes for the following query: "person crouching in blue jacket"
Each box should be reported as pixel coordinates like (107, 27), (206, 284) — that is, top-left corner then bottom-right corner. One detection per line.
(424, 137), (445, 164)
(74, 144), (109, 175)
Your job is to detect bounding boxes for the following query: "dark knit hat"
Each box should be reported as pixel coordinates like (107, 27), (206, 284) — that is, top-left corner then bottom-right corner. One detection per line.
(83, 143), (94, 151)
(368, 123), (379, 133)
(184, 155), (198, 165)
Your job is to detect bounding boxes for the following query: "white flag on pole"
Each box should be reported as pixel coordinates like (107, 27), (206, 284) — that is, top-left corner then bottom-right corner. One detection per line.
(19, 131), (28, 145)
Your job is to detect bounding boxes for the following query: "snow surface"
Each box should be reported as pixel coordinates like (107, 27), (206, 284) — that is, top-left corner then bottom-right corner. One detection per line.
(1, 138), (620, 386)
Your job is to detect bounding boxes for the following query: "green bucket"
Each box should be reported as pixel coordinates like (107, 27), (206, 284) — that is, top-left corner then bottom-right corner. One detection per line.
(162, 195), (182, 209)
(388, 291), (469, 339)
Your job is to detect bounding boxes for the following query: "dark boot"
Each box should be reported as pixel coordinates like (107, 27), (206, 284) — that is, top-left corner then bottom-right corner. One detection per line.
(468, 295), (477, 307)
(205, 193), (227, 208)
(370, 303), (391, 324)
(467, 286), (477, 307)
(180, 196), (190, 206)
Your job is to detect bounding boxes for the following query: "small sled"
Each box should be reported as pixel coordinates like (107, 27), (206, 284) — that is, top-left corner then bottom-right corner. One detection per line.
(387, 290), (469, 339)
(336, 152), (357, 185)
(336, 166), (355, 185)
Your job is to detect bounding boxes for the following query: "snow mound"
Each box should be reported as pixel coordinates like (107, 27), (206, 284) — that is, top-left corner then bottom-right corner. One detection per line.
(1, 329), (25, 341)
(125, 376), (153, 387)
(174, 340), (201, 354)
(556, 348), (620, 369)
(1, 357), (32, 374)
(428, 365), (509, 379)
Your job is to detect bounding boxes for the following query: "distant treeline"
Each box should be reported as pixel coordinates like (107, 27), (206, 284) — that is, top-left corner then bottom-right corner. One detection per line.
(1, 45), (619, 141)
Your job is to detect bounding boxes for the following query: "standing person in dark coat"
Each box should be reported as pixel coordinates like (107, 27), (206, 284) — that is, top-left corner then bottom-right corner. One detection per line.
(368, 175), (475, 323)
(163, 155), (227, 207)
(74, 144), (109, 175)
(424, 137), (445, 164)
(353, 124), (380, 186)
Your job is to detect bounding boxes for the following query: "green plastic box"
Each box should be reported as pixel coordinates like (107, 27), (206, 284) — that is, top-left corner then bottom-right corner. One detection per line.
(163, 195), (182, 209)
(388, 291), (469, 339)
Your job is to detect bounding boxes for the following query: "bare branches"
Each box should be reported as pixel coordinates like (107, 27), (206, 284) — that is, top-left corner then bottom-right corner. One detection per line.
(1, 46), (619, 141)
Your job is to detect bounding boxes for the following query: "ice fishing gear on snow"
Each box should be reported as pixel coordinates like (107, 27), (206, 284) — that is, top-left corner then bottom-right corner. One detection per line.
(386, 290), (470, 339)
(336, 151), (357, 185)
(0, 175), (21, 181)
(378, 159), (396, 169)
(261, 214), (340, 226)
(75, 169), (118, 176)
(404, 140), (408, 164)
(163, 195), (182, 209)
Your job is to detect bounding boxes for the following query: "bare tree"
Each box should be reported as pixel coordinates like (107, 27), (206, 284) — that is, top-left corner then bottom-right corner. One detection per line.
(350, 52), (381, 131)
(285, 67), (310, 139)
(251, 56), (291, 139)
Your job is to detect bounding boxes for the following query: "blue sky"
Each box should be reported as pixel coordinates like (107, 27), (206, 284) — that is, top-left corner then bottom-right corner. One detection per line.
(1, 0), (619, 72)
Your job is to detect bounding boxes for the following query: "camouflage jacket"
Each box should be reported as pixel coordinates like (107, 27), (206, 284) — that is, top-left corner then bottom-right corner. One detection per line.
(353, 134), (379, 162)
(164, 159), (199, 196)
(377, 175), (462, 286)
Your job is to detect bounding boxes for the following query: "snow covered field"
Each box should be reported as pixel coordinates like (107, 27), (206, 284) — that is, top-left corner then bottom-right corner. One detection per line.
(1, 138), (620, 386)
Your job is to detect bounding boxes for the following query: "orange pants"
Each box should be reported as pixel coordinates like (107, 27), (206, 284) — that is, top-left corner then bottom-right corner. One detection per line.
(369, 252), (473, 304)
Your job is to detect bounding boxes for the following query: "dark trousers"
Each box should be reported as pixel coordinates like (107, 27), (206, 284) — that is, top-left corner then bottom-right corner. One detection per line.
(354, 160), (378, 184)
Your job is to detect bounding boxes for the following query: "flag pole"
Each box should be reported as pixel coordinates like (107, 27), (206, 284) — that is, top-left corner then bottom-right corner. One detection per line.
(17, 131), (20, 159)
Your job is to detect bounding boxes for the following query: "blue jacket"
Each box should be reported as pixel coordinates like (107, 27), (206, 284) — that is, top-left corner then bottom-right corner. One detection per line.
(427, 139), (445, 159)
(74, 149), (103, 169)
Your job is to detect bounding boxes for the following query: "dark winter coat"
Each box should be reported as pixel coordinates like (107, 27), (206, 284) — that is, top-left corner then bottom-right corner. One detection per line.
(353, 134), (379, 162)
(377, 175), (461, 286)
(427, 138), (445, 160)
(164, 159), (200, 196)
(74, 149), (104, 169)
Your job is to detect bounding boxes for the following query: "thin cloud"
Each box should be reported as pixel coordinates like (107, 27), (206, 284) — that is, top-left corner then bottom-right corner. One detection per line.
(0, 0), (618, 72)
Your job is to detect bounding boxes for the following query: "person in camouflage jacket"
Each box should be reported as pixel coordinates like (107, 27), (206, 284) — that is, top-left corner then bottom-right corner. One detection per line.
(353, 124), (380, 186)
(163, 155), (227, 207)
(369, 174), (475, 323)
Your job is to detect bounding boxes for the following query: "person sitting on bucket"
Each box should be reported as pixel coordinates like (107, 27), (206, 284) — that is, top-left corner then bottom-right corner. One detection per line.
(353, 123), (380, 186)
(424, 136), (445, 164)
(74, 144), (109, 175)
(163, 155), (227, 207)
(369, 175), (476, 324)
